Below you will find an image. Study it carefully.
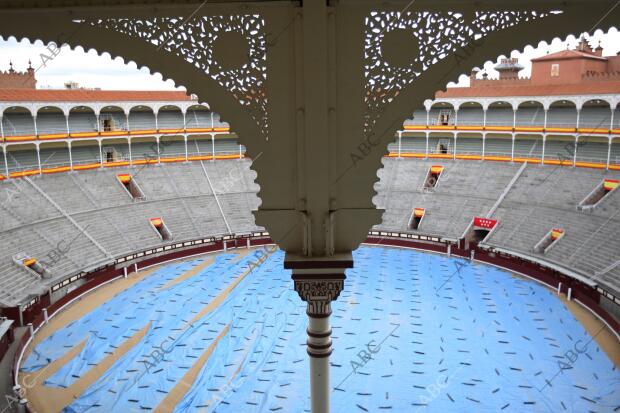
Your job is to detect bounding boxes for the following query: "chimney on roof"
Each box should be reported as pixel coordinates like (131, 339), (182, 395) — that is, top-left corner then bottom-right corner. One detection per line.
(594, 41), (604, 57)
(64, 81), (80, 90)
(494, 57), (525, 80)
(576, 35), (593, 53)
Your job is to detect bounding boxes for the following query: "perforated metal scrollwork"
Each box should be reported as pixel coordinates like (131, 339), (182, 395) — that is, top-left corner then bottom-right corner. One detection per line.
(82, 15), (269, 137)
(364, 10), (553, 134)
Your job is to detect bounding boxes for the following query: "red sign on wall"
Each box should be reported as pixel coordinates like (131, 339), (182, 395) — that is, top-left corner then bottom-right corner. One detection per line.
(474, 217), (497, 229)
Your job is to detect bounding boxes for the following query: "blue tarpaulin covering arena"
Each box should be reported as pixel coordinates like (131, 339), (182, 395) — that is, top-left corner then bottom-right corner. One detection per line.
(21, 246), (620, 412)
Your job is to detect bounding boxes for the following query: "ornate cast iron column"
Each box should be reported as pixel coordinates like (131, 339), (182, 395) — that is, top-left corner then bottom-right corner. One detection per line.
(286, 253), (352, 413)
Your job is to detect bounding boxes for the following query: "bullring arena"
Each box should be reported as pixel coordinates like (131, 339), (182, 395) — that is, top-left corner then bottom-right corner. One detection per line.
(1, 2), (620, 412)
(14, 245), (620, 412)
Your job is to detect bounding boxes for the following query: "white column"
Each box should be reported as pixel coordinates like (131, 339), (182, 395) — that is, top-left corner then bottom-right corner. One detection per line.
(425, 134), (429, 158)
(99, 140), (104, 167)
(483, 109), (487, 130)
(567, 287), (572, 301)
(291, 262), (347, 413)
(576, 108), (581, 130)
(155, 110), (159, 131)
(126, 113), (130, 132)
(123, 267), (128, 278)
(482, 134), (486, 160)
(607, 137), (613, 170)
(543, 108), (548, 131)
(511, 134), (515, 162)
(182, 111), (187, 131)
(426, 109), (430, 127)
(65, 112), (70, 136)
(68, 142), (73, 171)
(157, 137), (161, 164)
(513, 109), (517, 130)
(309, 315), (331, 413)
(454, 108), (458, 127)
(33, 115), (38, 137)
(542, 135), (546, 164)
(0, 115), (4, 141)
(96, 113), (101, 133)
(211, 133), (215, 162)
(239, 144), (243, 159)
(184, 135), (189, 161)
(573, 136), (578, 166)
(36, 144), (42, 174)
(128, 138), (133, 166)
(453, 135), (457, 160)
(610, 107), (615, 132)
(3, 146), (9, 178)
(397, 131), (402, 158)
(43, 308), (48, 324)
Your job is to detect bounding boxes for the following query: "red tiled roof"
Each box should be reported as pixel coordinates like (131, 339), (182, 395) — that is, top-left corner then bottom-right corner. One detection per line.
(0, 89), (192, 102)
(437, 81), (620, 99)
(531, 49), (607, 62)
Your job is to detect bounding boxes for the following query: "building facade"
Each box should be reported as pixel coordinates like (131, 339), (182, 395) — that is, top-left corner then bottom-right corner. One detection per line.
(394, 39), (620, 169)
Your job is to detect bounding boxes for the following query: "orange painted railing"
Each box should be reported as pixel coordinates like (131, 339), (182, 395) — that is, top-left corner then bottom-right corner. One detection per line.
(1, 127), (232, 143)
(0, 154), (244, 180)
(388, 152), (619, 170)
(404, 125), (616, 135)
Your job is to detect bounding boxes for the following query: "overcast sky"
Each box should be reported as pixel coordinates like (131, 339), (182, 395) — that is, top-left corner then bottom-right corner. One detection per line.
(0, 28), (618, 91)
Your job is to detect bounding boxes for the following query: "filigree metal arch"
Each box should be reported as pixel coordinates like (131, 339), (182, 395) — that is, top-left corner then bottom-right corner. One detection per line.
(0, 2), (617, 256)
(363, 9), (552, 134)
(85, 15), (270, 138)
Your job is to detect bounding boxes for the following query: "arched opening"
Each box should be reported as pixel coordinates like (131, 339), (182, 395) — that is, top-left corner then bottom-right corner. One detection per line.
(429, 102), (454, 126)
(186, 105), (212, 130)
(486, 101), (514, 129)
(547, 100), (577, 129)
(99, 106), (126, 134)
(516, 100), (545, 128)
(457, 101), (484, 126)
(69, 106), (98, 136)
(580, 99), (612, 130)
(157, 105), (185, 131)
(36, 106), (66, 137)
(128, 105), (156, 133)
(2, 106), (35, 139)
